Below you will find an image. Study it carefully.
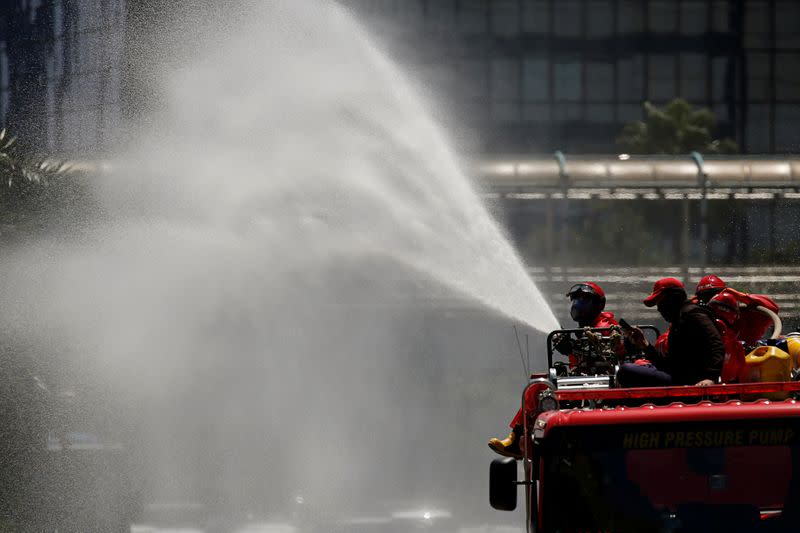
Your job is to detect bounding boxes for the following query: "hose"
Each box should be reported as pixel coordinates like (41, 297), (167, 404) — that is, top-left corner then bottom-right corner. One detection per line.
(754, 305), (782, 339)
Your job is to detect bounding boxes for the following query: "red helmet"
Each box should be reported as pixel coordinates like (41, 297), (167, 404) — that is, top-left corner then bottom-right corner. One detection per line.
(643, 277), (685, 307)
(566, 281), (606, 310)
(708, 290), (740, 327)
(696, 275), (726, 296)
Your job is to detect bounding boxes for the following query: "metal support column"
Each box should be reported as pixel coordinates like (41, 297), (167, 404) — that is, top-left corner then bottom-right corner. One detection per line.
(692, 151), (709, 272)
(554, 150), (569, 276)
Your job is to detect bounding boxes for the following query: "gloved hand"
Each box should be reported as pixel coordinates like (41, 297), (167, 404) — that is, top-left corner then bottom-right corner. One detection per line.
(553, 333), (573, 355)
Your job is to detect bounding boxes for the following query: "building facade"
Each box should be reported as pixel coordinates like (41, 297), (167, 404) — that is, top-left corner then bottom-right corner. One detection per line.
(355, 0), (800, 154)
(0, 1), (798, 155)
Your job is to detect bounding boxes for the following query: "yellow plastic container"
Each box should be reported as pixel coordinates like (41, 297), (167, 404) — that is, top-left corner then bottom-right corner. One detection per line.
(786, 335), (800, 370)
(741, 345), (792, 400)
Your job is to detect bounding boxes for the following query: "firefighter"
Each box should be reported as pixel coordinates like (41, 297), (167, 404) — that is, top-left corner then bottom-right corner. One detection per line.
(694, 274), (727, 304)
(694, 274), (780, 346)
(707, 290), (746, 383)
(621, 277), (724, 387)
(488, 282), (617, 459)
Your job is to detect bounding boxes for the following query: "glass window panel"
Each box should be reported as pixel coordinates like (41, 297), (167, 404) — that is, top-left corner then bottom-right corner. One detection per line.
(491, 59), (520, 99)
(618, 0), (644, 33)
(491, 101), (519, 122)
(680, 2), (707, 35)
(586, 104), (614, 122)
(748, 53), (770, 100)
(554, 0), (581, 36)
(522, 0), (549, 33)
(492, 0), (519, 36)
(776, 54), (800, 100)
(649, 1), (677, 33)
(523, 103), (551, 121)
(522, 57), (549, 101)
(746, 104), (770, 152)
(744, 1), (769, 48)
(427, 0), (456, 30)
(460, 60), (488, 99)
(586, 62), (614, 101)
(648, 55), (676, 101)
(458, 0), (487, 33)
(776, 1), (800, 47)
(617, 103), (642, 121)
(712, 1), (729, 32)
(552, 103), (582, 121)
(617, 55), (645, 102)
(711, 56), (729, 102)
(775, 104), (800, 152)
(586, 1), (613, 37)
(680, 53), (706, 101)
(554, 61), (582, 101)
(713, 103), (730, 126)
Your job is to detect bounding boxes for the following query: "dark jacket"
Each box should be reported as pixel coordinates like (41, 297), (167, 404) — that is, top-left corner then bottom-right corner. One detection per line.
(646, 301), (725, 385)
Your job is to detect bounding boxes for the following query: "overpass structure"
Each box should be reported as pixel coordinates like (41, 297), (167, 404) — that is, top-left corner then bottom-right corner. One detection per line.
(472, 154), (800, 326)
(478, 153), (800, 200)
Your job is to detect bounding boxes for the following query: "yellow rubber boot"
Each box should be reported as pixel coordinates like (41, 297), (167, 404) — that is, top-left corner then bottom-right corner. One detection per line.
(488, 426), (522, 459)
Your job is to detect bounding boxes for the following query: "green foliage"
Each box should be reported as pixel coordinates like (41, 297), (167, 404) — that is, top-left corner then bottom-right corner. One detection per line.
(0, 129), (88, 240)
(616, 98), (739, 155)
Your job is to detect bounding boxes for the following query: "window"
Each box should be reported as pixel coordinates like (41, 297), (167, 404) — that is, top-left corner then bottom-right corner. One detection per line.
(523, 102), (551, 121)
(617, 55), (645, 103)
(554, 0), (581, 36)
(744, 1), (770, 48)
(745, 104), (770, 152)
(711, 0), (729, 32)
(776, 1), (800, 47)
(618, 0), (644, 33)
(522, 0), (549, 34)
(776, 54), (800, 100)
(586, 104), (614, 122)
(680, 2), (707, 35)
(775, 104), (800, 152)
(552, 103), (582, 121)
(490, 58), (519, 121)
(586, 1), (613, 37)
(491, 59), (520, 100)
(649, 1), (677, 33)
(427, 0), (456, 31)
(586, 62), (614, 101)
(554, 60), (582, 101)
(648, 55), (676, 101)
(747, 53), (770, 100)
(522, 57), (549, 101)
(711, 56), (730, 103)
(458, 0), (487, 34)
(460, 60), (488, 100)
(680, 53), (706, 101)
(492, 0), (519, 36)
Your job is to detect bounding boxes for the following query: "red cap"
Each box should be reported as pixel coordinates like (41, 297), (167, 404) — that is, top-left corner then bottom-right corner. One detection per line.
(566, 281), (605, 300)
(696, 274), (726, 295)
(643, 277), (685, 307)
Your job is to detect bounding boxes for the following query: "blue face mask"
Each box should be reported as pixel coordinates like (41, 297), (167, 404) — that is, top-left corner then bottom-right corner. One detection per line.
(570, 298), (596, 323)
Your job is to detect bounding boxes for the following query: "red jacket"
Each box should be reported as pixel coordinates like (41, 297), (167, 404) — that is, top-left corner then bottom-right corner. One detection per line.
(592, 311), (619, 329)
(716, 318), (746, 383)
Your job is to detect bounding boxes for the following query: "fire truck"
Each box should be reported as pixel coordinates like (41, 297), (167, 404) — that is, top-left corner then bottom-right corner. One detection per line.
(490, 326), (800, 533)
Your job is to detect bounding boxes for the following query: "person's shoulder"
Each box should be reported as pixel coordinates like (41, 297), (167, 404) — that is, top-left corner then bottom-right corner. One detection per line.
(680, 301), (714, 320)
(594, 311), (618, 327)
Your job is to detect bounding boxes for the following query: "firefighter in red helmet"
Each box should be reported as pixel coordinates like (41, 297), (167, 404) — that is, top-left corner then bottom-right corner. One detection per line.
(708, 290), (746, 383)
(488, 282), (617, 459)
(695, 274), (727, 304)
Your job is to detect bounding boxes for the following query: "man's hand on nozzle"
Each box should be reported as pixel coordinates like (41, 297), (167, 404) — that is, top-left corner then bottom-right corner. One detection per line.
(553, 334), (573, 355)
(624, 326), (649, 349)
